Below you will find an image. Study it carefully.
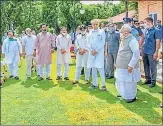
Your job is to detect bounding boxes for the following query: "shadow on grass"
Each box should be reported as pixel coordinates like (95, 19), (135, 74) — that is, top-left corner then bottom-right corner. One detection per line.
(138, 81), (162, 93)
(33, 80), (57, 91)
(58, 80), (76, 90)
(121, 89), (162, 124)
(78, 83), (118, 104)
(2, 78), (21, 88)
(69, 64), (76, 66)
(89, 89), (118, 104)
(20, 77), (38, 88)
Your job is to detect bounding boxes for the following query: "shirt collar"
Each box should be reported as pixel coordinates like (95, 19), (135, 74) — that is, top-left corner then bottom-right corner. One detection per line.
(92, 29), (99, 32)
(148, 26), (155, 30)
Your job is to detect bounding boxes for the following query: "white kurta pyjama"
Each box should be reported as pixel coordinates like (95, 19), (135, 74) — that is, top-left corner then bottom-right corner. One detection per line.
(2, 38), (22, 77)
(87, 29), (106, 86)
(115, 38), (141, 100)
(75, 34), (91, 81)
(22, 35), (36, 77)
(56, 34), (72, 77)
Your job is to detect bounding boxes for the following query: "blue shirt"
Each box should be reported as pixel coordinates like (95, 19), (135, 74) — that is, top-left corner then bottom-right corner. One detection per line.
(155, 24), (163, 40)
(131, 25), (143, 41)
(106, 31), (120, 53)
(143, 26), (161, 55)
(132, 25), (143, 36)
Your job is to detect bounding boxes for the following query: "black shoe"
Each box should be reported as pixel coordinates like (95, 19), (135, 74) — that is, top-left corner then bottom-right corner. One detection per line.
(46, 77), (52, 80)
(159, 92), (163, 94)
(73, 80), (78, 84)
(27, 77), (31, 80)
(107, 76), (114, 79)
(14, 76), (19, 80)
(85, 80), (90, 84)
(105, 74), (109, 78)
(100, 86), (107, 91)
(149, 82), (156, 88)
(56, 76), (61, 80)
(64, 77), (69, 80)
(160, 105), (163, 108)
(38, 77), (44, 81)
(126, 97), (137, 103)
(81, 68), (84, 75)
(89, 85), (98, 89)
(142, 80), (151, 85)
(81, 72), (84, 75)
(9, 75), (13, 78)
(117, 95), (121, 97)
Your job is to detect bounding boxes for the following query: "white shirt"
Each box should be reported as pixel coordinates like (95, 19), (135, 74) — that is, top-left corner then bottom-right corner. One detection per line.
(22, 35), (36, 55)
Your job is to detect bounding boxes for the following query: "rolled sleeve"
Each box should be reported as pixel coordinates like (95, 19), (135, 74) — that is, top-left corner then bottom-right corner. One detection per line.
(155, 29), (161, 40)
(105, 32), (109, 43)
(137, 27), (143, 36)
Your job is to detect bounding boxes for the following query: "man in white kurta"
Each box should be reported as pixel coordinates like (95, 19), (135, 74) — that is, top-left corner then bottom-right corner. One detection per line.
(87, 19), (107, 91)
(31, 30), (40, 76)
(22, 28), (37, 79)
(2, 31), (22, 80)
(56, 27), (72, 80)
(73, 25), (91, 84)
(115, 24), (141, 103)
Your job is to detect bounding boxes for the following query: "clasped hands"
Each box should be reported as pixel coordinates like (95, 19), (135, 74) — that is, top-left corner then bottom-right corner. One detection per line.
(61, 49), (66, 54)
(79, 48), (87, 55)
(91, 50), (97, 56)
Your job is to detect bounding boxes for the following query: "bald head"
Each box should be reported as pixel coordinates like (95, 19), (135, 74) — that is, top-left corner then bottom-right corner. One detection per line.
(91, 19), (99, 30)
(25, 28), (32, 36)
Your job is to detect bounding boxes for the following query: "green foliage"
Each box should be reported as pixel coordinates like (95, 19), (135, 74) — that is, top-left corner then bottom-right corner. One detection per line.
(1, 0), (138, 35)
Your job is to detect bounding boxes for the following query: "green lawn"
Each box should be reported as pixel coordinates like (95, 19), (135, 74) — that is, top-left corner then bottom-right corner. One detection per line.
(1, 53), (162, 125)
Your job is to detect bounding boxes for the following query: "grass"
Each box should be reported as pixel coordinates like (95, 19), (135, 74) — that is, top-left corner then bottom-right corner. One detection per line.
(1, 52), (162, 125)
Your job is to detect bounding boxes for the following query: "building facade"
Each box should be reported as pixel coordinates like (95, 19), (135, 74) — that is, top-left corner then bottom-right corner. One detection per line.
(138, 0), (162, 25)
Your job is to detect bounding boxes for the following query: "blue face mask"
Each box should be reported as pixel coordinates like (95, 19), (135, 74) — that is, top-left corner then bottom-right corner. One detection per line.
(109, 27), (115, 33)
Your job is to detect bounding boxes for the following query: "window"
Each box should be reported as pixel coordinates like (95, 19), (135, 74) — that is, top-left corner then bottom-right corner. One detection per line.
(149, 13), (157, 25)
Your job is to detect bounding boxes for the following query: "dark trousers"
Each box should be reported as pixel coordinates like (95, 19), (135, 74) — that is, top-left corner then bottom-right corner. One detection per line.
(142, 53), (157, 82)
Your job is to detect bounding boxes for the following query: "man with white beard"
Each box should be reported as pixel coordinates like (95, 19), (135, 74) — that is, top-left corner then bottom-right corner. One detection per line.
(115, 24), (141, 103)
(22, 28), (37, 79)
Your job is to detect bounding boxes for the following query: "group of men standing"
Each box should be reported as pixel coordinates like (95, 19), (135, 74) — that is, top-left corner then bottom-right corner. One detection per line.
(1, 16), (162, 103)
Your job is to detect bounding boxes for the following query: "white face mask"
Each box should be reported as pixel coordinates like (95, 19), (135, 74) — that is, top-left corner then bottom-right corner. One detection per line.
(27, 33), (31, 37)
(62, 33), (66, 36)
(144, 24), (149, 29)
(81, 31), (86, 35)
